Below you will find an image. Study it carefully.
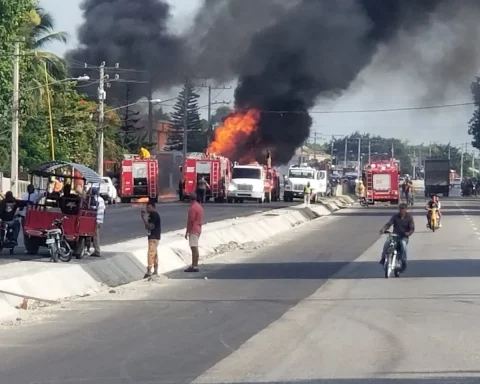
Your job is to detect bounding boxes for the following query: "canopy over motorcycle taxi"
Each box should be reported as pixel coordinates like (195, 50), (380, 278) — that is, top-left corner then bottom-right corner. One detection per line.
(23, 160), (103, 258)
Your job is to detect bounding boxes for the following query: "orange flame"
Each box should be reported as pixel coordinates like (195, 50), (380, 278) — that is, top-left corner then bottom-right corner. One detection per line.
(208, 108), (260, 162)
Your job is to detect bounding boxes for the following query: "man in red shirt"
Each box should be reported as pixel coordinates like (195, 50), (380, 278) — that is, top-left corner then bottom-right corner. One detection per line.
(185, 192), (204, 272)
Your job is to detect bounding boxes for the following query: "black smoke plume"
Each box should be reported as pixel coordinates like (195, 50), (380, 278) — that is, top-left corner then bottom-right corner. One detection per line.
(67, 0), (186, 103)
(224, 0), (444, 164)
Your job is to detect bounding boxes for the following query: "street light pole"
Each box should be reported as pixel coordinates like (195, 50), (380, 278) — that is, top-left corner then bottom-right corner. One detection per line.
(97, 62), (105, 176)
(357, 138), (361, 179)
(344, 138), (347, 169)
(10, 41), (20, 197)
(182, 78), (189, 160)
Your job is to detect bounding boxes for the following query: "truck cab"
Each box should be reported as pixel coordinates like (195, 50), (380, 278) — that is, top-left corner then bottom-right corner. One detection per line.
(227, 164), (266, 203)
(283, 164), (327, 203)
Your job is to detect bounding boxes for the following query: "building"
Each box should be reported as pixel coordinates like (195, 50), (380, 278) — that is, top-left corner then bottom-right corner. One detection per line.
(290, 146), (331, 165)
(153, 120), (172, 151)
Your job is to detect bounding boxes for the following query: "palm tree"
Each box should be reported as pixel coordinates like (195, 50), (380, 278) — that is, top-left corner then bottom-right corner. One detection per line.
(28, 7), (69, 80)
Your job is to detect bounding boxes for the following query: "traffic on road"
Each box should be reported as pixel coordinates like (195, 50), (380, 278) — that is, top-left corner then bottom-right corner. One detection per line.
(1, 191), (479, 383)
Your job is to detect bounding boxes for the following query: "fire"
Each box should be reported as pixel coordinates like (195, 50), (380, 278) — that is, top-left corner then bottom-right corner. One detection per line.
(208, 108), (260, 161)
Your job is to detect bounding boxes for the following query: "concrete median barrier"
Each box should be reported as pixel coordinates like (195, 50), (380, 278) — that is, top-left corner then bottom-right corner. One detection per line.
(0, 196), (353, 323)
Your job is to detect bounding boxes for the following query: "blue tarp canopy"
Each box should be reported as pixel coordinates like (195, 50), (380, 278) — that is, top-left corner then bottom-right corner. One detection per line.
(30, 161), (104, 184)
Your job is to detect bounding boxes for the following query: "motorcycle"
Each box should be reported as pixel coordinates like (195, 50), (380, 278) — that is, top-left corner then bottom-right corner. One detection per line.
(359, 196), (368, 207)
(382, 231), (404, 278)
(427, 208), (439, 232)
(0, 217), (20, 254)
(42, 217), (72, 262)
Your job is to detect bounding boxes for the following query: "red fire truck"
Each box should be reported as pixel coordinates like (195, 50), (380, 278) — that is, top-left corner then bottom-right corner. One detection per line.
(364, 159), (400, 205)
(183, 153), (231, 202)
(119, 154), (158, 203)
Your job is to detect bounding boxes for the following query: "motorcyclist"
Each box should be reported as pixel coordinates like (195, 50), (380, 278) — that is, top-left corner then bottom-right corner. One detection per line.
(425, 195), (439, 228)
(379, 203), (415, 269)
(0, 191), (21, 245)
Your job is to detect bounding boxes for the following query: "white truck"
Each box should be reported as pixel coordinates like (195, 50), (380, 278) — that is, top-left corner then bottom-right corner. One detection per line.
(227, 163), (266, 203)
(283, 164), (327, 203)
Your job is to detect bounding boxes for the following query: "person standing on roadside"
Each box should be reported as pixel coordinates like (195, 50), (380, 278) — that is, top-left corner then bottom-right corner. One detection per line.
(196, 176), (210, 204)
(185, 192), (203, 272)
(141, 202), (161, 278)
(89, 187), (105, 257)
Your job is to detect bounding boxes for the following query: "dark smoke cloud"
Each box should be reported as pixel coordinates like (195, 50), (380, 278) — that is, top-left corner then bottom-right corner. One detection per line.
(222, 0), (444, 164)
(69, 0), (480, 163)
(68, 0), (186, 102)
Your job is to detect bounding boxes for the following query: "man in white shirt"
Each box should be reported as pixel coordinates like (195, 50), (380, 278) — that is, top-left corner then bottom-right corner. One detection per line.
(17, 184), (45, 227)
(89, 187), (105, 257)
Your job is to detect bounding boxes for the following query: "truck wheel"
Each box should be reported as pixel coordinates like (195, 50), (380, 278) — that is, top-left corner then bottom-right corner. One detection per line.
(443, 192), (448, 197)
(265, 192), (271, 203)
(227, 198), (233, 203)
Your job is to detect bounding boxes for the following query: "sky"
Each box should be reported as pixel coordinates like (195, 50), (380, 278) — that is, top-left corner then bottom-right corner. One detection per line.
(40, 0), (479, 149)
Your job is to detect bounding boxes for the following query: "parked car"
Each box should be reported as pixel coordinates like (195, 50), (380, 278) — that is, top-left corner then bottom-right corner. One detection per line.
(99, 177), (117, 204)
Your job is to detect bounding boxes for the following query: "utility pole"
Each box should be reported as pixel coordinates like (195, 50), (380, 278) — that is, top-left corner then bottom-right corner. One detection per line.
(182, 78), (189, 160)
(460, 143), (465, 179)
(368, 138), (371, 163)
(197, 81), (232, 147)
(357, 138), (361, 179)
(10, 41), (20, 197)
(95, 62), (119, 176)
(97, 62), (105, 176)
(412, 147), (416, 177)
(148, 81), (154, 144)
(344, 138), (348, 169)
(313, 131), (317, 159)
(472, 150), (475, 178)
(330, 136), (335, 165)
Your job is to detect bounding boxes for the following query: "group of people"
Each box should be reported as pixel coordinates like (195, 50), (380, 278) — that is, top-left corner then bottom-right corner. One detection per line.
(0, 181), (105, 256)
(461, 178), (480, 196)
(141, 191), (204, 278)
(178, 175), (211, 204)
(378, 192), (443, 271)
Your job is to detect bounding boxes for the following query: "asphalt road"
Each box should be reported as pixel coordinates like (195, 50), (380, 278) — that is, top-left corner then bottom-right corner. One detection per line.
(0, 200), (395, 383)
(1, 191), (480, 384)
(0, 200), (297, 264)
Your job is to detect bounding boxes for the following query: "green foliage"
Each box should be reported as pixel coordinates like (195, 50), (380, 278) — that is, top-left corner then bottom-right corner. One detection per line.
(330, 132), (413, 174)
(0, 0), (36, 146)
(117, 85), (145, 153)
(468, 76), (480, 150)
(166, 81), (206, 152)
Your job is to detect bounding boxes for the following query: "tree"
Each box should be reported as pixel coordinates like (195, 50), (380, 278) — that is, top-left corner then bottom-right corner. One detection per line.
(117, 85), (144, 153)
(153, 107), (170, 121)
(165, 81), (204, 152)
(330, 133), (413, 175)
(468, 76), (480, 150)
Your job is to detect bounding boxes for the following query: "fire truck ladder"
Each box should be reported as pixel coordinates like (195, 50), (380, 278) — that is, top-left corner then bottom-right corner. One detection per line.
(365, 169), (374, 204)
(212, 161), (219, 196)
(148, 161), (157, 198)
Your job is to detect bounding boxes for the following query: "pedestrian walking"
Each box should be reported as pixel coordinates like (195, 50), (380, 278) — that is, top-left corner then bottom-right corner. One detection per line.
(141, 202), (161, 278)
(185, 192), (203, 272)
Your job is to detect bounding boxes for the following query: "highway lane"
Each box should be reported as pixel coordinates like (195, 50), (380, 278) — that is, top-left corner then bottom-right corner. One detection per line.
(0, 200), (297, 264)
(0, 194), (478, 383)
(0, 201), (390, 384)
(101, 200), (297, 244)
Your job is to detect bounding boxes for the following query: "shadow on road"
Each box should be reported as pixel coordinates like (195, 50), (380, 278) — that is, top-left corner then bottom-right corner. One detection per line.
(167, 259), (480, 280)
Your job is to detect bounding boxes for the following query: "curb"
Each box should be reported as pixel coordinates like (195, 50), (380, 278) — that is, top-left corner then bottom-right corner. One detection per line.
(0, 197), (353, 323)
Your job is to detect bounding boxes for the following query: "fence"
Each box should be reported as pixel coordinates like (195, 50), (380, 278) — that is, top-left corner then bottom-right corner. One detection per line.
(0, 172), (30, 197)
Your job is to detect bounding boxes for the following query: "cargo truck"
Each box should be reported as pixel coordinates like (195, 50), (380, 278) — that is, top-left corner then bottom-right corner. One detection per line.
(424, 159), (450, 197)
